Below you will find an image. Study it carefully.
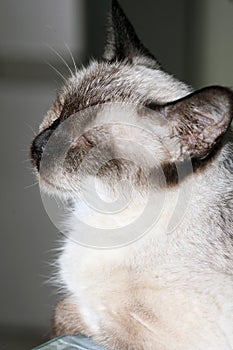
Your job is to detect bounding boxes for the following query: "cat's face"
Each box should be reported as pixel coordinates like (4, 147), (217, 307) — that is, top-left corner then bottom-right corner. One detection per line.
(31, 0), (233, 198)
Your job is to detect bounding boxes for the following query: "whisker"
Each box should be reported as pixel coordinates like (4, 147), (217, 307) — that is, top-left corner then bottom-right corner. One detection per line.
(65, 42), (77, 75)
(24, 181), (39, 190)
(25, 168), (35, 174)
(46, 44), (73, 77)
(45, 60), (67, 83)
(24, 122), (37, 136)
(21, 158), (32, 164)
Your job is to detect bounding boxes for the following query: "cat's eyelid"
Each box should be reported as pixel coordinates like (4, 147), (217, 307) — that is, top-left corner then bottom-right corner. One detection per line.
(144, 102), (160, 111)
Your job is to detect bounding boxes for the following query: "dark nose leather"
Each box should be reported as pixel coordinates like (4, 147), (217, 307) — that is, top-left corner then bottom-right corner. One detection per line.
(30, 119), (60, 171)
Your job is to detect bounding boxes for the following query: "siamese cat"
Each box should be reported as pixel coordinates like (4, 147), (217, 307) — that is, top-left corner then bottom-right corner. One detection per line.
(31, 0), (233, 349)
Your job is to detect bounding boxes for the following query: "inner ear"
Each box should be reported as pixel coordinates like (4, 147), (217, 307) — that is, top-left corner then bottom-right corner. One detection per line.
(164, 86), (233, 160)
(103, 0), (159, 68)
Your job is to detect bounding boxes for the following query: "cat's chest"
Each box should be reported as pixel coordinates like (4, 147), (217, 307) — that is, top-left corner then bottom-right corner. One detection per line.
(59, 239), (233, 349)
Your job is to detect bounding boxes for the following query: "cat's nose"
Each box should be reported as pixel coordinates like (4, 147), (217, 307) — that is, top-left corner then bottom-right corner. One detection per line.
(30, 127), (54, 171)
(31, 118), (61, 171)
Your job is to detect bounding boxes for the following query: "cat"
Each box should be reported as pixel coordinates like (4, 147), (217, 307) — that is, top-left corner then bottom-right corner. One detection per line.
(30, 0), (233, 349)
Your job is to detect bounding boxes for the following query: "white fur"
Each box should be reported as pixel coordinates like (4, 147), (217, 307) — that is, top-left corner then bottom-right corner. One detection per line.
(58, 147), (233, 349)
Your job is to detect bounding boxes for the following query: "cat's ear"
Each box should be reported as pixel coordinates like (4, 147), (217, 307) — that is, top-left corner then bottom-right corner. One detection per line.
(162, 86), (233, 161)
(103, 0), (160, 68)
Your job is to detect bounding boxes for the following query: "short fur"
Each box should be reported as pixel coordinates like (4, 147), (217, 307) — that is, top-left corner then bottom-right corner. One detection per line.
(31, 1), (233, 349)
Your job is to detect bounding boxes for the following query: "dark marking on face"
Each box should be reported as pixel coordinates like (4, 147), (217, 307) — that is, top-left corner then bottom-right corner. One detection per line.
(148, 140), (224, 189)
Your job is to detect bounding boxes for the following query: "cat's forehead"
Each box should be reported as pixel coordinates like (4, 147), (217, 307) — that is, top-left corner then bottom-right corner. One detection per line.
(66, 60), (187, 104)
(61, 60), (164, 108)
(65, 61), (144, 106)
(40, 60), (189, 132)
(40, 61), (143, 131)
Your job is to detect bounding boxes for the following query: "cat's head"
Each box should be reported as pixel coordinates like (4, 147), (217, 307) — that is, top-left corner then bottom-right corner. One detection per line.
(31, 0), (233, 198)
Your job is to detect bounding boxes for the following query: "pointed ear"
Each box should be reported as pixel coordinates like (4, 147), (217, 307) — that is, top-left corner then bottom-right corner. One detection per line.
(103, 0), (159, 68)
(164, 86), (233, 160)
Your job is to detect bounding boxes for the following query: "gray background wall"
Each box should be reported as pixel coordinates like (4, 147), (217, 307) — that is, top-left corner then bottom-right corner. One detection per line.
(0, 0), (233, 349)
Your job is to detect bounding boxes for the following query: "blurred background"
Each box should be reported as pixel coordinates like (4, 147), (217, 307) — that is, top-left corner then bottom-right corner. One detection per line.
(0, 0), (233, 349)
